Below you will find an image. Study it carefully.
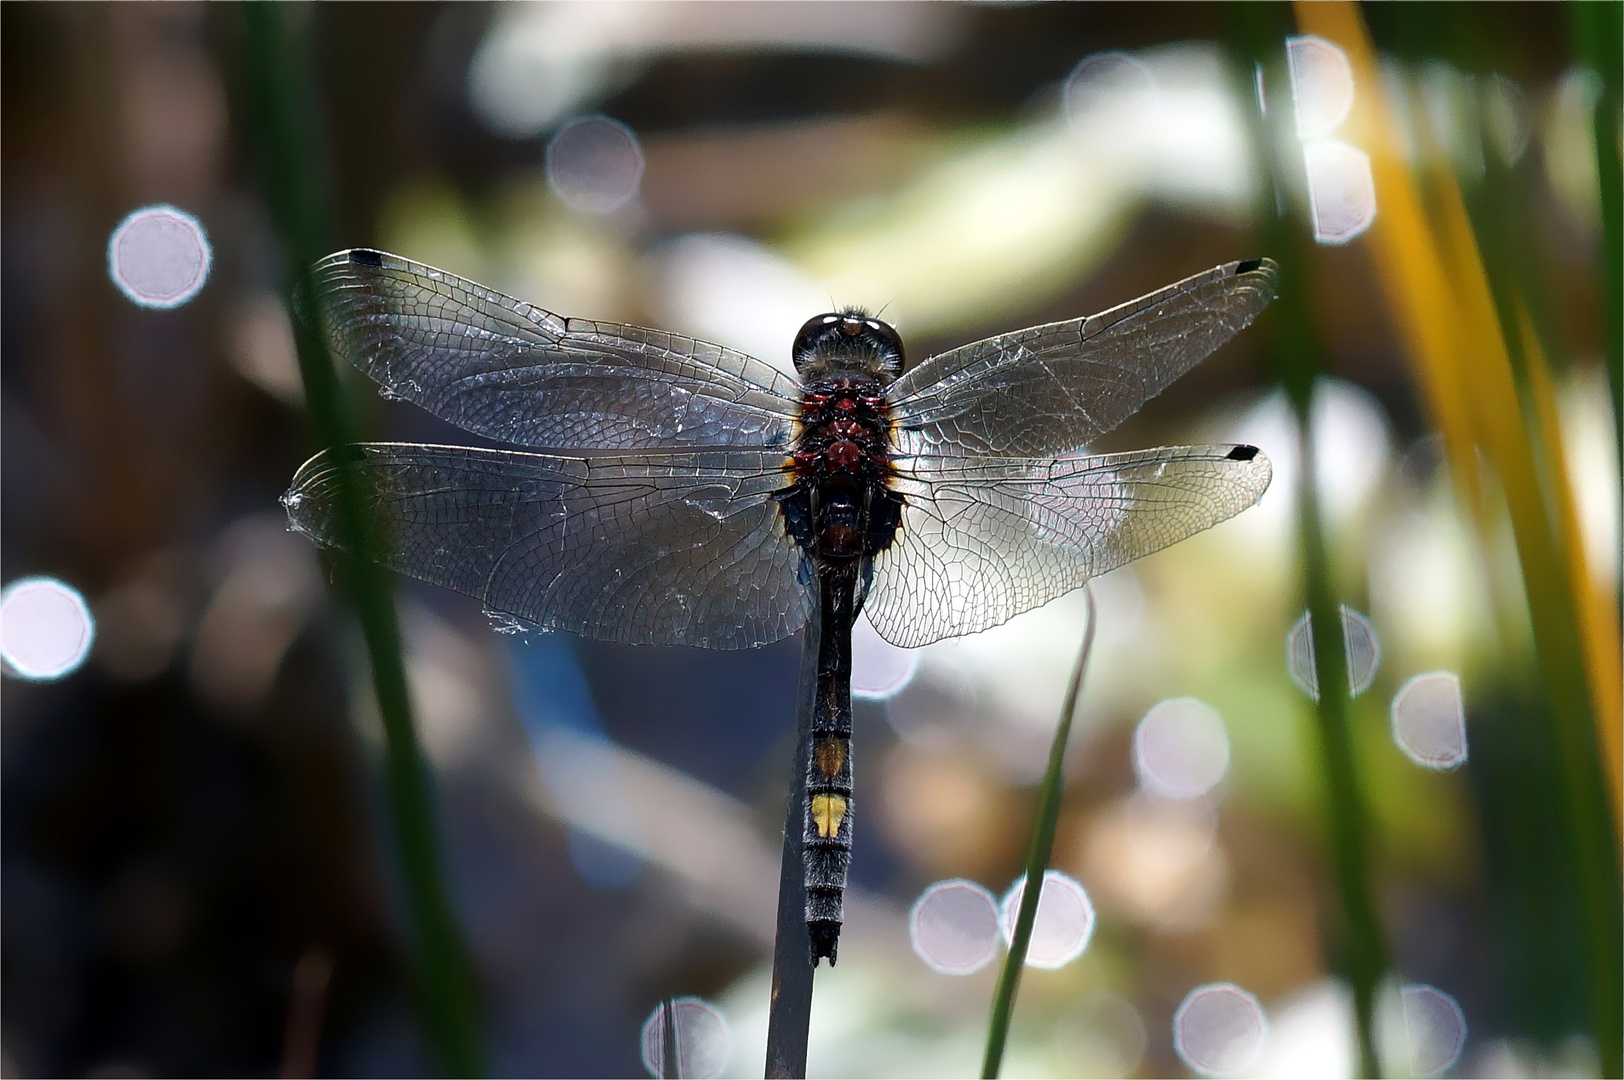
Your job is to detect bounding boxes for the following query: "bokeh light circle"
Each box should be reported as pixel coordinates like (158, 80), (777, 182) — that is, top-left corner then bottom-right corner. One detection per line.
(1339, 606), (1381, 694)
(1391, 671), (1468, 770)
(1133, 697), (1229, 799)
(909, 878), (1000, 975)
(1286, 35), (1355, 138)
(1287, 604), (1381, 700)
(1, 577), (96, 681)
(1402, 984), (1467, 1076)
(852, 614), (920, 700)
(106, 204), (212, 309)
(639, 996), (729, 1079)
(1303, 141), (1377, 245)
(1063, 51), (1157, 128)
(998, 870), (1095, 969)
(546, 115), (645, 215)
(1172, 983), (1268, 1076)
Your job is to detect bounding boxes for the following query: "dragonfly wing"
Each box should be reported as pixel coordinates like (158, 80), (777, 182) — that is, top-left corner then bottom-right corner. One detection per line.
(864, 444), (1272, 648)
(888, 259), (1278, 459)
(311, 249), (801, 450)
(284, 444), (809, 649)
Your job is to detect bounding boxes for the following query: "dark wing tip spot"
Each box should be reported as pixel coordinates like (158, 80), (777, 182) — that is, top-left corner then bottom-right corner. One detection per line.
(348, 248), (385, 267)
(1234, 257), (1265, 275)
(1227, 444), (1260, 461)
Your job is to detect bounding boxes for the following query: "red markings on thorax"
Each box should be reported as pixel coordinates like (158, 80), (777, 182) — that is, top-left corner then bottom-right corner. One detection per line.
(793, 377), (891, 486)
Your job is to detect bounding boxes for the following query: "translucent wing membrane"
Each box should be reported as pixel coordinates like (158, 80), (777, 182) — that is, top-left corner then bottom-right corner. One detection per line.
(864, 445), (1273, 648)
(289, 250), (1278, 652)
(285, 249), (1277, 976)
(312, 249), (800, 450)
(284, 444), (809, 649)
(889, 259), (1278, 459)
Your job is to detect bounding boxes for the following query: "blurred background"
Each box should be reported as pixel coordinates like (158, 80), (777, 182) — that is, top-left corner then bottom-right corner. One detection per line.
(1, 2), (1618, 1077)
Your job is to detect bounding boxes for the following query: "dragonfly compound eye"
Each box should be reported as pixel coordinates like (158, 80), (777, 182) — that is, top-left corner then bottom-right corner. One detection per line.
(862, 317), (905, 375)
(792, 313), (844, 373)
(791, 310), (905, 377)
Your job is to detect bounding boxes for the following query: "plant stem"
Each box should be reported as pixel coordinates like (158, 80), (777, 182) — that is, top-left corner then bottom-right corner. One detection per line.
(1571, 2), (1623, 451)
(1227, 8), (1389, 1072)
(659, 998), (681, 1080)
(765, 601), (821, 1079)
(1464, 69), (1624, 1078)
(236, 5), (484, 1074)
(1293, 423), (1386, 1080)
(981, 585), (1095, 1079)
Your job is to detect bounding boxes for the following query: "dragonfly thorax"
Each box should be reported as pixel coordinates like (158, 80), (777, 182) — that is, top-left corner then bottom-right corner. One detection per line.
(792, 378), (892, 479)
(780, 374), (904, 564)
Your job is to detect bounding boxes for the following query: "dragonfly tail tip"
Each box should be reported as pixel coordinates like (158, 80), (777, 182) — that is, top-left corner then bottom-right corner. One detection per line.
(808, 922), (840, 966)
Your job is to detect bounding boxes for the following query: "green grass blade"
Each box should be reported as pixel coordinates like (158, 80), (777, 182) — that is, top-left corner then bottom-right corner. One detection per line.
(660, 998), (681, 1080)
(235, 5), (485, 1074)
(1465, 91), (1624, 1080)
(981, 584), (1096, 1079)
(1227, 8), (1390, 1072)
(1571, 1), (1623, 448)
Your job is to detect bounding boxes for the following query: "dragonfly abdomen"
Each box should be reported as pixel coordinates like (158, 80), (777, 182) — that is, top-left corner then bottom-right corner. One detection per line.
(804, 559), (859, 964)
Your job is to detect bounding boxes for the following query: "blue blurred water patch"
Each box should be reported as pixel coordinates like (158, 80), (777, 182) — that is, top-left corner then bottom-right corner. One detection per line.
(567, 829), (644, 890)
(507, 637), (648, 889)
(573, 637), (801, 796)
(508, 635), (604, 742)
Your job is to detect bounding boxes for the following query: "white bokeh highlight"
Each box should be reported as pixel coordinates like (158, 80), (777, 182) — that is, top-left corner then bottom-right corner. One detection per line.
(1287, 605), (1381, 700)
(1282, 34), (1374, 246)
(639, 996), (729, 1079)
(1304, 140), (1377, 244)
(909, 879), (1000, 975)
(468, 3), (958, 138)
(1286, 35), (1354, 139)
(1484, 74), (1531, 165)
(1418, 62), (1485, 177)
(1391, 672), (1468, 770)
(1401, 984), (1468, 1076)
(999, 870), (1095, 970)
(852, 614), (921, 700)
(546, 115), (645, 215)
(107, 204), (212, 309)
(654, 232), (826, 371)
(1, 577), (96, 681)
(1173, 983), (1268, 1077)
(1258, 979), (1355, 1078)
(1063, 51), (1158, 131)
(1133, 697), (1230, 800)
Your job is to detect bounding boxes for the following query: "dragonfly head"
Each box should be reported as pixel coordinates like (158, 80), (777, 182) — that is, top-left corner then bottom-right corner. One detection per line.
(792, 309), (905, 382)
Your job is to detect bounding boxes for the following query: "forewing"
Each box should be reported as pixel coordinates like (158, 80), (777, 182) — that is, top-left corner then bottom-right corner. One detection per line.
(864, 445), (1272, 648)
(888, 259), (1278, 459)
(284, 444), (808, 649)
(311, 249), (800, 450)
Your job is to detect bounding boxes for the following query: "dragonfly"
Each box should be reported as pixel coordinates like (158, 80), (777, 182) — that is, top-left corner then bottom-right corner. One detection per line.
(283, 248), (1277, 964)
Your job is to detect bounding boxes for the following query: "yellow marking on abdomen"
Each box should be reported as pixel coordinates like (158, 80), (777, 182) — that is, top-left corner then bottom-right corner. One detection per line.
(810, 794), (848, 839)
